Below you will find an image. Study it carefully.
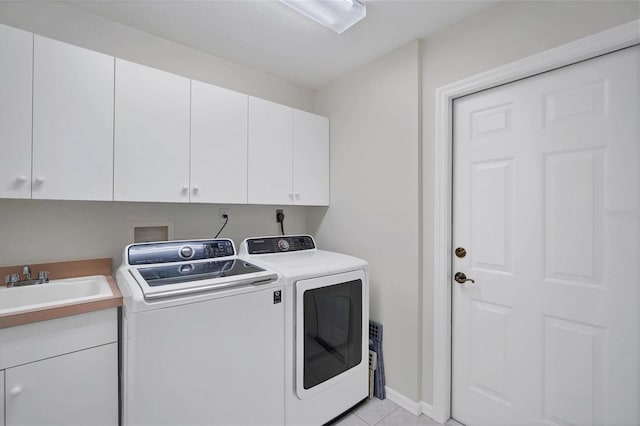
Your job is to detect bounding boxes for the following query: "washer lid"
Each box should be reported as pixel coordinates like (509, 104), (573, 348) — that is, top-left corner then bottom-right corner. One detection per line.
(129, 259), (277, 300)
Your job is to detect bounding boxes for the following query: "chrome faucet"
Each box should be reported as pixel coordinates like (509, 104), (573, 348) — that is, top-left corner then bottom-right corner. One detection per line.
(22, 265), (32, 281)
(4, 266), (49, 288)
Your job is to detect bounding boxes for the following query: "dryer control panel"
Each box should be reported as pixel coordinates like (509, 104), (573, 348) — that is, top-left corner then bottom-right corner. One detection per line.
(245, 235), (316, 254)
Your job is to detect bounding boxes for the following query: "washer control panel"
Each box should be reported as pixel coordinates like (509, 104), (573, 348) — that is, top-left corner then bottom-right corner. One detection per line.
(245, 235), (316, 254)
(127, 239), (235, 265)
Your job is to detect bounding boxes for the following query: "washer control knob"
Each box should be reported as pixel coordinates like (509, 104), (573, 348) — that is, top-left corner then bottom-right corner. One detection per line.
(179, 246), (194, 259)
(277, 239), (290, 252)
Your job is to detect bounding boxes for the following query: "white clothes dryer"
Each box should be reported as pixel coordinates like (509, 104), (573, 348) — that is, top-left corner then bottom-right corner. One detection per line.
(239, 235), (369, 426)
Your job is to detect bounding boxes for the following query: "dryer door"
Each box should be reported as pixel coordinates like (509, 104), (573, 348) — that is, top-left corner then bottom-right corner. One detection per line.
(295, 269), (367, 399)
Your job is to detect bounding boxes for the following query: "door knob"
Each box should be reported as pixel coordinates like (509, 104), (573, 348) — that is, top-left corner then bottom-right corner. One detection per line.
(454, 272), (475, 284)
(9, 386), (22, 396)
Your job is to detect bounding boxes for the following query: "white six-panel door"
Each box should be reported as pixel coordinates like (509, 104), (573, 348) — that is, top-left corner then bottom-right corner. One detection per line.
(452, 46), (639, 425)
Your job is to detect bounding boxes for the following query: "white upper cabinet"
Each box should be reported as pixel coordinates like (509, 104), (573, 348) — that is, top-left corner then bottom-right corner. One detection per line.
(248, 97), (330, 206)
(114, 59), (191, 202)
(0, 26), (330, 206)
(191, 81), (248, 204)
(0, 25), (32, 199)
(32, 36), (114, 201)
(293, 110), (329, 206)
(248, 97), (293, 205)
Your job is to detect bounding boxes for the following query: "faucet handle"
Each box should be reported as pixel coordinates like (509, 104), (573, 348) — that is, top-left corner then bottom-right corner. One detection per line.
(38, 270), (49, 283)
(5, 273), (20, 286)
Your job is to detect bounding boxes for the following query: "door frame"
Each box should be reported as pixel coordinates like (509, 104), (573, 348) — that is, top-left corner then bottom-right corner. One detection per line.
(431, 19), (640, 424)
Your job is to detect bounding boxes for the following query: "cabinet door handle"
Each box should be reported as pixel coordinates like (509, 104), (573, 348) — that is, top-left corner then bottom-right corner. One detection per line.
(35, 176), (45, 184)
(9, 386), (22, 396)
(16, 175), (27, 183)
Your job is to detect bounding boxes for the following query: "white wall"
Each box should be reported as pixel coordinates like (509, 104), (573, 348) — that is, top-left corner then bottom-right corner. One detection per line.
(420, 0), (640, 405)
(0, 2), (314, 270)
(0, 200), (309, 272)
(311, 41), (422, 401)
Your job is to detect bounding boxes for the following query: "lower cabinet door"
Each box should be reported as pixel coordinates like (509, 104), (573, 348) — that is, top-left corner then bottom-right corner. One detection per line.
(1, 370), (5, 426)
(5, 343), (117, 426)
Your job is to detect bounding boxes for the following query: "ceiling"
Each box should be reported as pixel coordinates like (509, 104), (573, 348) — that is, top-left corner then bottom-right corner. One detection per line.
(67, 0), (498, 89)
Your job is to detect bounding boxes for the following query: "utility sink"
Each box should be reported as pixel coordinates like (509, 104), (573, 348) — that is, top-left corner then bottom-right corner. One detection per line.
(0, 275), (112, 315)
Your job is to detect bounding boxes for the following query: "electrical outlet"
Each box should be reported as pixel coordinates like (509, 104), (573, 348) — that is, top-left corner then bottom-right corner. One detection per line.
(276, 209), (284, 223)
(219, 208), (229, 225)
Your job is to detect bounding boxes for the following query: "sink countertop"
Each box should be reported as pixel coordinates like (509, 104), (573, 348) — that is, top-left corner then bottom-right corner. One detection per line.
(0, 258), (122, 329)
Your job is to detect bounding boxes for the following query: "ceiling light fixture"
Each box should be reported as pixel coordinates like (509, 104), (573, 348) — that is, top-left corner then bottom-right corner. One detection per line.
(279, 0), (366, 34)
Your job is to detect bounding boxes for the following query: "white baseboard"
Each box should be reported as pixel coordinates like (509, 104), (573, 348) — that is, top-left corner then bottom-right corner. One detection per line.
(420, 401), (434, 419)
(384, 386), (422, 416)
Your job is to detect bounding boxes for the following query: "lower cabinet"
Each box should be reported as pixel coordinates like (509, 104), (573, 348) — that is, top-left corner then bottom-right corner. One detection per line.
(0, 370), (4, 426)
(0, 309), (118, 426)
(4, 343), (117, 426)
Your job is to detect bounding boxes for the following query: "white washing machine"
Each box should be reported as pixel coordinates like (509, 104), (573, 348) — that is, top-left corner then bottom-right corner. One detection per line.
(239, 235), (369, 426)
(116, 238), (285, 425)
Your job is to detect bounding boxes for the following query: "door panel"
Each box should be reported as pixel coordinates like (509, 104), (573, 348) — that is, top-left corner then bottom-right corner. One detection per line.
(452, 46), (639, 425)
(1, 370), (4, 426)
(0, 25), (32, 199)
(293, 109), (330, 206)
(191, 81), (248, 203)
(5, 344), (118, 426)
(295, 270), (366, 399)
(247, 97), (293, 205)
(114, 59), (190, 202)
(33, 36), (114, 201)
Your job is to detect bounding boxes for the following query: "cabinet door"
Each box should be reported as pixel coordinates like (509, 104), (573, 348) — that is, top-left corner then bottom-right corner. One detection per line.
(191, 81), (248, 203)
(1, 370), (4, 426)
(0, 25), (32, 199)
(248, 97), (293, 205)
(293, 109), (329, 206)
(32, 36), (114, 200)
(114, 59), (190, 202)
(5, 343), (118, 426)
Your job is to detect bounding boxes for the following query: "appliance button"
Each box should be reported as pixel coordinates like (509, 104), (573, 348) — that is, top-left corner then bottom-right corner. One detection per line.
(178, 264), (194, 274)
(179, 246), (194, 259)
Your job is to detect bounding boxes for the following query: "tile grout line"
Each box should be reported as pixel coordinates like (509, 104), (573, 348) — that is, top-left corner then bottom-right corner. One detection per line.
(371, 406), (400, 426)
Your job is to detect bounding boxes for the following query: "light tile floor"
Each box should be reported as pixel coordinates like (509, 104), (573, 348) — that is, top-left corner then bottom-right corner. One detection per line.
(329, 397), (461, 426)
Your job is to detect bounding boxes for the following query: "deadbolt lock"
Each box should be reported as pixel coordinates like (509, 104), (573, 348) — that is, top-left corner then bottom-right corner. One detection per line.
(455, 247), (466, 258)
(454, 272), (475, 284)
